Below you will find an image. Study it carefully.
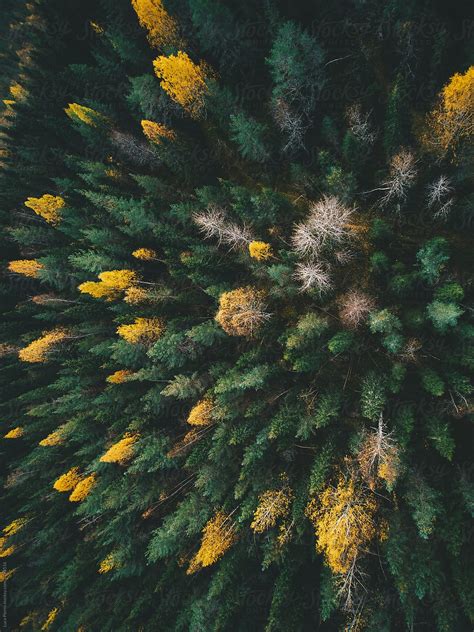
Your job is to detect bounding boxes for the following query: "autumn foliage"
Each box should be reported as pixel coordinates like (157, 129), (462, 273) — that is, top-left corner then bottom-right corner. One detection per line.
(131, 0), (179, 48)
(306, 473), (377, 574)
(153, 51), (211, 117)
(426, 65), (474, 155)
(187, 511), (236, 574)
(24, 194), (65, 224)
(215, 287), (270, 336)
(8, 259), (44, 278)
(116, 317), (165, 344)
(100, 433), (138, 464)
(18, 328), (69, 363)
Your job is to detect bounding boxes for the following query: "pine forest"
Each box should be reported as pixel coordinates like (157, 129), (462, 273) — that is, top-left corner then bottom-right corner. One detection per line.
(0, 0), (473, 630)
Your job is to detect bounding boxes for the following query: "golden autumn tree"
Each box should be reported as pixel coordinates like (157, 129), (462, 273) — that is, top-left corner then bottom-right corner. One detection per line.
(98, 269), (138, 290)
(65, 103), (106, 126)
(251, 482), (293, 534)
(131, 0), (179, 48)
(77, 281), (118, 301)
(153, 51), (211, 118)
(98, 552), (119, 574)
(100, 433), (138, 464)
(0, 569), (15, 582)
(9, 81), (28, 101)
(3, 518), (27, 537)
(106, 369), (133, 384)
(123, 286), (150, 305)
(69, 474), (97, 502)
(24, 194), (65, 224)
(426, 65), (474, 156)
(132, 247), (158, 260)
(8, 259), (44, 278)
(215, 286), (270, 337)
(117, 317), (165, 344)
(78, 269), (138, 300)
(41, 608), (59, 631)
(18, 328), (69, 363)
(187, 510), (236, 574)
(141, 120), (176, 144)
(53, 467), (82, 492)
(248, 241), (273, 261)
(39, 429), (65, 447)
(0, 537), (15, 558)
(306, 473), (377, 575)
(4, 427), (24, 439)
(187, 398), (215, 426)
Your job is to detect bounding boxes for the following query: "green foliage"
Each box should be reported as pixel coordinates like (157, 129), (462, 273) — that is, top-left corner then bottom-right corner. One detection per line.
(229, 113), (270, 162)
(417, 237), (450, 284)
(360, 372), (386, 420)
(327, 330), (355, 354)
(427, 300), (464, 332)
(420, 368), (445, 397)
(267, 20), (325, 114)
(1, 1), (472, 630)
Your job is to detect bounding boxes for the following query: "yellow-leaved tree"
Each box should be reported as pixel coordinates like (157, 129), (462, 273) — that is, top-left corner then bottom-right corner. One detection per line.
(8, 259), (44, 278)
(131, 0), (179, 48)
(98, 552), (119, 574)
(305, 473), (377, 575)
(215, 286), (270, 337)
(100, 433), (138, 464)
(248, 241), (273, 261)
(53, 467), (82, 492)
(41, 608), (59, 631)
(18, 328), (69, 363)
(132, 247), (158, 260)
(0, 537), (15, 558)
(153, 51), (211, 118)
(69, 474), (97, 502)
(39, 429), (65, 446)
(4, 427), (24, 439)
(187, 510), (236, 574)
(78, 269), (139, 301)
(24, 194), (65, 224)
(141, 120), (176, 144)
(65, 103), (106, 126)
(251, 481), (293, 545)
(425, 65), (474, 157)
(117, 317), (165, 345)
(3, 518), (27, 537)
(186, 398), (214, 426)
(106, 369), (133, 384)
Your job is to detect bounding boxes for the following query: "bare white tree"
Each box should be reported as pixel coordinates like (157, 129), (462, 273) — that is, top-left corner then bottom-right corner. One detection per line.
(193, 204), (226, 240)
(338, 290), (375, 329)
(426, 175), (454, 220)
(292, 196), (355, 258)
(346, 104), (377, 146)
(294, 261), (332, 292)
(378, 149), (417, 208)
(109, 130), (159, 168)
(272, 98), (308, 154)
(334, 249), (355, 265)
(357, 415), (399, 487)
(193, 204), (253, 250)
(337, 556), (368, 615)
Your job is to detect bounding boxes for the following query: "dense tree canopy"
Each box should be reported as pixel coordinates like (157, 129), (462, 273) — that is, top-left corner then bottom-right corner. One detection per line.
(0, 1), (473, 630)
